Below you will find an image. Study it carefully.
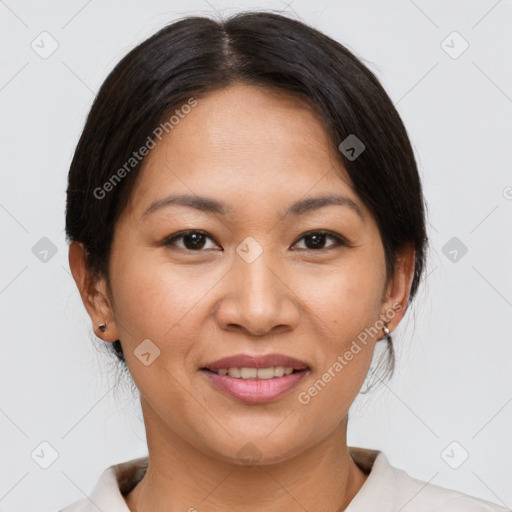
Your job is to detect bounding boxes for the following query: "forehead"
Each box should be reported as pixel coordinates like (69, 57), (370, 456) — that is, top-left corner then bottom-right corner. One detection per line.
(126, 83), (361, 218)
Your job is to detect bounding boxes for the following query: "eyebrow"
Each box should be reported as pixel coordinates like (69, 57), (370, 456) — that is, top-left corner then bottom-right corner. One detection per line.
(142, 193), (363, 220)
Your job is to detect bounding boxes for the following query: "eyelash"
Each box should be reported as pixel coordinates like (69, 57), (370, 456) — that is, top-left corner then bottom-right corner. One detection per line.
(161, 229), (348, 253)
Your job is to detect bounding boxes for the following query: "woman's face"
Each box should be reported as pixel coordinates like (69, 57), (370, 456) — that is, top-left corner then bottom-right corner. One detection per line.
(75, 83), (411, 464)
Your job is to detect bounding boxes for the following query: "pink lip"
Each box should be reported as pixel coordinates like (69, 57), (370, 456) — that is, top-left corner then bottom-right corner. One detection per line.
(201, 353), (310, 371)
(201, 368), (309, 403)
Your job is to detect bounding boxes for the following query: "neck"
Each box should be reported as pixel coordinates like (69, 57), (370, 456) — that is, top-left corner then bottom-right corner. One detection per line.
(125, 404), (369, 512)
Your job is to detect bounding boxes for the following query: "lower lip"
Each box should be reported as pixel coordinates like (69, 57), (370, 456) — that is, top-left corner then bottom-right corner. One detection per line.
(200, 369), (309, 403)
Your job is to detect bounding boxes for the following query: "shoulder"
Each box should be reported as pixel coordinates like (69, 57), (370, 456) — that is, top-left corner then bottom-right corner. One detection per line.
(390, 465), (509, 511)
(348, 447), (510, 512)
(55, 456), (149, 512)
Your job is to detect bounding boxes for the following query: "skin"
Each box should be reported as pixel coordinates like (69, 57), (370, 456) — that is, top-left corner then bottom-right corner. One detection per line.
(69, 83), (415, 512)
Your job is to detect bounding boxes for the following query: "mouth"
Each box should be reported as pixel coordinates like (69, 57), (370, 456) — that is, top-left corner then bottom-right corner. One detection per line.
(201, 366), (308, 378)
(199, 353), (310, 403)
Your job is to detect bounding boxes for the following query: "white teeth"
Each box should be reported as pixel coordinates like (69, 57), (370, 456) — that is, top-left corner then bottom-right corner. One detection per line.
(228, 368), (241, 378)
(240, 367), (258, 379)
(214, 366), (301, 379)
(257, 367), (276, 379)
(274, 366), (285, 377)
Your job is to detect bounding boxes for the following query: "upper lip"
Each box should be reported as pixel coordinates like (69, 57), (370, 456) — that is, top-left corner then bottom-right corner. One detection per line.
(201, 353), (310, 371)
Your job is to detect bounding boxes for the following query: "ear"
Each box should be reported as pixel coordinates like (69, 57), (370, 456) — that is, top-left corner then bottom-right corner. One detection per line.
(380, 242), (416, 332)
(68, 241), (120, 342)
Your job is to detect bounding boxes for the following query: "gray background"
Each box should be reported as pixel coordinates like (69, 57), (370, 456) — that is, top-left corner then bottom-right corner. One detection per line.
(0, 0), (511, 510)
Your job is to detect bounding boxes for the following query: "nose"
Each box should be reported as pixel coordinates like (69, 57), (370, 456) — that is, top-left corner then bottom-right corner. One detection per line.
(213, 248), (301, 337)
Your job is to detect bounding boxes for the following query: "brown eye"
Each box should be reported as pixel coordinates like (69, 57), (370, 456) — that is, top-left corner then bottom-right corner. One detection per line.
(163, 230), (219, 251)
(292, 231), (347, 251)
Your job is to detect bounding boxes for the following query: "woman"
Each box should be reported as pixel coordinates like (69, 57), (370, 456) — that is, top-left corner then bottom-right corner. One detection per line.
(61, 10), (508, 512)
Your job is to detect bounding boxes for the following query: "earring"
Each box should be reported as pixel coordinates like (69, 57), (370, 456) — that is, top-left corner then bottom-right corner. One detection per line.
(98, 323), (107, 332)
(382, 321), (392, 343)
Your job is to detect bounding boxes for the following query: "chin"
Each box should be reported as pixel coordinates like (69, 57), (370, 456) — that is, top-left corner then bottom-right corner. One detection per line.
(202, 431), (311, 467)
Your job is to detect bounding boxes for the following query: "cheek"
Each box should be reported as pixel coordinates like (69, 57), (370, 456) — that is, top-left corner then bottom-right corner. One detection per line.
(294, 259), (384, 416)
(107, 249), (202, 406)
(300, 249), (386, 338)
(107, 245), (228, 384)
(109, 245), (203, 337)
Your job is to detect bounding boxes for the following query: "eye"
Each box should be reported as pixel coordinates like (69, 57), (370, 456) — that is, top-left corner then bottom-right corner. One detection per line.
(162, 230), (220, 251)
(161, 229), (347, 253)
(291, 230), (347, 251)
